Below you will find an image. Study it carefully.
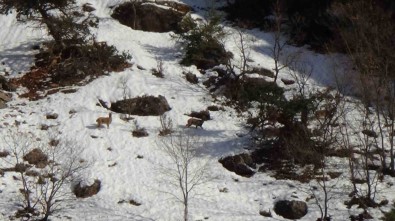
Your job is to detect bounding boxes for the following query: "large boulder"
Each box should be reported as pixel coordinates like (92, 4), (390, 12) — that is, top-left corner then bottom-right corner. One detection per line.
(219, 153), (255, 178)
(111, 2), (191, 33)
(274, 200), (308, 220)
(111, 95), (171, 116)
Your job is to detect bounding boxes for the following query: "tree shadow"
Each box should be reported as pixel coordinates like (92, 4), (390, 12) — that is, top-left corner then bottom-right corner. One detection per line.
(0, 39), (44, 76)
(171, 125), (252, 159)
(242, 28), (345, 88)
(141, 43), (181, 63)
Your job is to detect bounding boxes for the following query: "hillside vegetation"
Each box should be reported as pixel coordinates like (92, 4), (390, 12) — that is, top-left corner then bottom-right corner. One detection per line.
(0, 0), (395, 221)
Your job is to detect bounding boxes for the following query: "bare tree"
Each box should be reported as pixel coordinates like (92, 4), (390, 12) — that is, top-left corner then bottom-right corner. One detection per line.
(338, 100), (381, 207)
(312, 93), (343, 220)
(269, 0), (298, 83)
(2, 127), (41, 217)
(335, 0), (395, 174)
(37, 139), (87, 221)
(2, 127), (88, 220)
(159, 113), (174, 136)
(0, 0), (97, 48)
(224, 28), (253, 82)
(158, 131), (208, 221)
(309, 161), (337, 221)
(271, 0), (285, 83)
(288, 61), (313, 126)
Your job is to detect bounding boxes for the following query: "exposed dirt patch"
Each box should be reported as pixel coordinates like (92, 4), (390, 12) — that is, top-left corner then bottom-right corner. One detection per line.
(10, 68), (52, 100)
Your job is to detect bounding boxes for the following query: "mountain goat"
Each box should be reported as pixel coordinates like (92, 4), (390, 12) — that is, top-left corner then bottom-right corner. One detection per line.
(96, 113), (112, 128)
(186, 118), (204, 129)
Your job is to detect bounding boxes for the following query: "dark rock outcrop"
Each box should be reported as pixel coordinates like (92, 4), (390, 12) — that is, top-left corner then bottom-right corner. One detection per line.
(111, 2), (191, 33)
(219, 153), (256, 177)
(111, 95), (171, 116)
(274, 200), (308, 220)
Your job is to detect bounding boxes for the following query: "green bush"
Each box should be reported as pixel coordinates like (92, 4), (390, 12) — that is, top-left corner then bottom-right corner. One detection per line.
(49, 41), (131, 84)
(176, 12), (231, 69)
(383, 204), (395, 221)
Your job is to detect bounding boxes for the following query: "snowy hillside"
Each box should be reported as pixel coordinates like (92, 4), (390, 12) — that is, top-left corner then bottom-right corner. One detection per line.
(1, 0), (395, 221)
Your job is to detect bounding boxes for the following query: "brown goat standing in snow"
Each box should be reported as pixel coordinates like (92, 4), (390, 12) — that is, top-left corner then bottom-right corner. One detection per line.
(96, 113), (112, 128)
(186, 118), (204, 129)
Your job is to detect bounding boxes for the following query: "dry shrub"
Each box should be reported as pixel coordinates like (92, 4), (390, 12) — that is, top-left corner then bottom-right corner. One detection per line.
(151, 58), (164, 78)
(23, 148), (48, 168)
(159, 114), (173, 136)
(12, 42), (131, 100)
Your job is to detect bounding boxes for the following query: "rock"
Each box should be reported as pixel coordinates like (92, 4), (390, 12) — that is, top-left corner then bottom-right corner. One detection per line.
(219, 154), (256, 178)
(73, 179), (101, 198)
(274, 200), (308, 220)
(252, 67), (275, 78)
(132, 128), (149, 137)
(111, 2), (190, 33)
(46, 113), (59, 119)
(259, 210), (272, 217)
(185, 72), (198, 84)
(362, 129), (378, 138)
(281, 78), (295, 85)
(207, 105), (221, 111)
(0, 91), (11, 102)
(137, 65), (146, 70)
(111, 95), (171, 116)
(82, 3), (95, 12)
(0, 100), (6, 109)
(0, 91), (11, 109)
(40, 124), (49, 130)
(0, 150), (9, 158)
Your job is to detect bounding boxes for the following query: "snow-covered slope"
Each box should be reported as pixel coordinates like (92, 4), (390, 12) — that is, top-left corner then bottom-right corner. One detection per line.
(1, 1), (394, 221)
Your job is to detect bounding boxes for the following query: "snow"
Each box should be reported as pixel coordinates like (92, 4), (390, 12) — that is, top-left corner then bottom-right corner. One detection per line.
(0, 0), (394, 221)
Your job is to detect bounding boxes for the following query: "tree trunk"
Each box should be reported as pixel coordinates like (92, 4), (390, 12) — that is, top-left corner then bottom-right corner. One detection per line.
(37, 8), (63, 46)
(184, 200), (188, 221)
